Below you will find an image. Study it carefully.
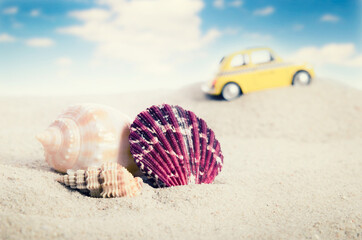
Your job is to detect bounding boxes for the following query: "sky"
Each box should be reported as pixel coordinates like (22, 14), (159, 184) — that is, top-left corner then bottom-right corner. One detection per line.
(0, 0), (361, 95)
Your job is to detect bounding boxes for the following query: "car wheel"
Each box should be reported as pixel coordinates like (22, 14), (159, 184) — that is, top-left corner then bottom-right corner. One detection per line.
(293, 70), (311, 86)
(221, 82), (241, 101)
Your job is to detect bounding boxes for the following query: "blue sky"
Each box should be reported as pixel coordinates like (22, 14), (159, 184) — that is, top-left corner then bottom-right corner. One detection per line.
(0, 0), (361, 95)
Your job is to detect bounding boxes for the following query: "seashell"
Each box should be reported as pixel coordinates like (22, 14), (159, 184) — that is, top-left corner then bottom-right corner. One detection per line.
(57, 162), (143, 198)
(129, 104), (223, 187)
(37, 103), (139, 174)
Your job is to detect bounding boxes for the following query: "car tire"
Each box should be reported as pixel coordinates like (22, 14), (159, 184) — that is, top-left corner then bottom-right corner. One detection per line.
(292, 70), (311, 86)
(221, 82), (241, 101)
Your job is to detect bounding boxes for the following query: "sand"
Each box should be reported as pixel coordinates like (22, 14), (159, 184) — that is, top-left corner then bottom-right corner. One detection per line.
(0, 79), (361, 240)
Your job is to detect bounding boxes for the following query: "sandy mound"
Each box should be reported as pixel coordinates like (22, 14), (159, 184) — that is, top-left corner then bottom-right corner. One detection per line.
(0, 79), (361, 239)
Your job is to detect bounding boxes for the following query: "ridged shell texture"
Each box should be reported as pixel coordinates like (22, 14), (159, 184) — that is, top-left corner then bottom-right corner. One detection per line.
(129, 104), (223, 187)
(57, 162), (143, 198)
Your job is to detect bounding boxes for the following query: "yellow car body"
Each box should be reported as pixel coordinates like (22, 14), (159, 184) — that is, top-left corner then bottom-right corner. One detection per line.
(202, 47), (315, 100)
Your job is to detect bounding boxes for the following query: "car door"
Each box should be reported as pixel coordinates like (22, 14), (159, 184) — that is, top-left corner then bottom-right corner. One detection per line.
(250, 50), (278, 91)
(226, 53), (258, 92)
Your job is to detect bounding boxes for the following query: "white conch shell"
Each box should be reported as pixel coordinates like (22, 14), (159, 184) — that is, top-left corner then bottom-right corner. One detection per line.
(37, 103), (139, 174)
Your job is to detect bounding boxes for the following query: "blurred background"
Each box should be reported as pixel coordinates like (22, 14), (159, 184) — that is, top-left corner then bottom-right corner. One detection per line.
(0, 0), (361, 95)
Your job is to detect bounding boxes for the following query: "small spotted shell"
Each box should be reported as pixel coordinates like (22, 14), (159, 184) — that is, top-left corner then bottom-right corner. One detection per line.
(37, 103), (139, 174)
(57, 162), (143, 198)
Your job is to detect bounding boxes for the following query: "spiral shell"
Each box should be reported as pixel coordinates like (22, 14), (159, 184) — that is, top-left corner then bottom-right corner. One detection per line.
(129, 104), (224, 187)
(57, 162), (143, 198)
(37, 103), (138, 174)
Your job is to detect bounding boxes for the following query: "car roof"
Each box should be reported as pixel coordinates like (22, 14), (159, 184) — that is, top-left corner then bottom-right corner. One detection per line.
(228, 47), (274, 56)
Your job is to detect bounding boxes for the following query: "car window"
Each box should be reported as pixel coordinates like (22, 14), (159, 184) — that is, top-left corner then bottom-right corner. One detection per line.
(251, 50), (273, 64)
(230, 54), (249, 67)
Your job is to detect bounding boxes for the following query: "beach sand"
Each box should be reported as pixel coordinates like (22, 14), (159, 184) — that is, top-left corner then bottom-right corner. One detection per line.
(0, 79), (361, 239)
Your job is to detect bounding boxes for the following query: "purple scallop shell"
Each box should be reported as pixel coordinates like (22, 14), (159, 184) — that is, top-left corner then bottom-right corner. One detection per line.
(129, 104), (223, 187)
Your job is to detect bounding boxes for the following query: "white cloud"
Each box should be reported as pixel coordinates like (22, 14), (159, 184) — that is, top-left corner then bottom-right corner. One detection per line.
(243, 32), (272, 41)
(214, 0), (242, 9)
(292, 24), (304, 31)
(253, 6), (274, 16)
(0, 33), (16, 42)
(56, 57), (73, 66)
(58, 0), (220, 73)
(68, 8), (110, 21)
(229, 0), (243, 7)
(292, 43), (362, 67)
(223, 27), (240, 35)
(320, 14), (340, 22)
(3, 7), (18, 14)
(25, 38), (54, 47)
(30, 9), (40, 17)
(12, 22), (23, 28)
(213, 0), (224, 8)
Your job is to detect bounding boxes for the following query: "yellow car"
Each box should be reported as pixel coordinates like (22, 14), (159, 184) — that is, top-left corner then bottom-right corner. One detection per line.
(202, 47), (315, 101)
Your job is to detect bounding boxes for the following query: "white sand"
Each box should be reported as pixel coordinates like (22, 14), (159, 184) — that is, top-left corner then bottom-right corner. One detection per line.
(0, 79), (361, 239)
